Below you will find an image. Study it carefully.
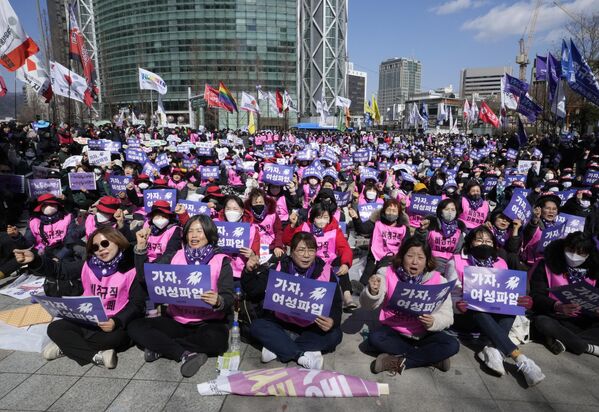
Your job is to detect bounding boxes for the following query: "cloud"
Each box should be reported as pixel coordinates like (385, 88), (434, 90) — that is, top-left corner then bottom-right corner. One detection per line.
(431, 0), (488, 15)
(461, 0), (599, 42)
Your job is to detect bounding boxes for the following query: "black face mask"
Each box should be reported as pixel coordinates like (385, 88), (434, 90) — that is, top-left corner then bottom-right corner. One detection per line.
(470, 245), (497, 260)
(252, 204), (265, 214)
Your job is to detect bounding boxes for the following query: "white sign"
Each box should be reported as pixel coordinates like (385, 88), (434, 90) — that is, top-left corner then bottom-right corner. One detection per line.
(88, 150), (111, 166)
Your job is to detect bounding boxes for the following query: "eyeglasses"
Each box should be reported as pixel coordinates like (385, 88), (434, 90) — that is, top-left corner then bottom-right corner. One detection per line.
(295, 248), (316, 256)
(92, 239), (111, 252)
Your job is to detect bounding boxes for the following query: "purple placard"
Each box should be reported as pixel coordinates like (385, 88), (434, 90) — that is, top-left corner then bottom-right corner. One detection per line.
(32, 294), (108, 323)
(125, 148), (148, 164)
(103, 141), (121, 154)
(556, 213), (586, 236)
(215, 221), (251, 253)
(555, 189), (577, 205)
(155, 153), (170, 169)
(263, 164), (294, 185)
(536, 223), (566, 252)
(0, 174), (25, 193)
(178, 200), (211, 216)
(550, 283), (599, 315)
(505, 174), (526, 186)
(453, 146), (464, 156)
(358, 203), (383, 222)
(108, 175), (132, 195)
(263, 270), (335, 321)
(200, 166), (220, 180)
(28, 178), (61, 198)
(386, 279), (456, 316)
(583, 170), (599, 186)
(360, 167), (378, 182)
(142, 162), (159, 179)
(182, 158), (198, 169)
(431, 157), (443, 169)
(400, 171), (417, 183)
(68, 172), (97, 191)
(126, 138), (141, 148)
(503, 191), (532, 224)
(333, 191), (351, 207)
(463, 267), (526, 316)
(144, 189), (177, 212)
(408, 193), (442, 216)
(88, 150), (111, 166)
(143, 263), (212, 308)
(506, 148), (518, 161)
(32, 165), (56, 179)
(340, 157), (353, 170)
(378, 162), (390, 172)
(483, 177), (498, 193)
(353, 150), (370, 163)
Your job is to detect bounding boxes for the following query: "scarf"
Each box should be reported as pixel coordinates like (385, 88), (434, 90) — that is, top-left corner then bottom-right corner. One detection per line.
(440, 219), (458, 238)
(312, 223), (324, 237)
(88, 251), (124, 280)
(184, 244), (215, 265)
(308, 185), (318, 199)
(493, 227), (509, 247)
(468, 254), (495, 268)
(467, 196), (484, 211)
(541, 218), (557, 229)
(39, 211), (63, 225)
(567, 266), (588, 284)
(288, 260), (316, 279)
(395, 266), (424, 285)
(252, 207), (267, 222)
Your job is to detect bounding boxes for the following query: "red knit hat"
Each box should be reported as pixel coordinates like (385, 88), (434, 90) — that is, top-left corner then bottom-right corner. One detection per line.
(33, 194), (62, 212)
(97, 196), (121, 215)
(150, 200), (174, 215)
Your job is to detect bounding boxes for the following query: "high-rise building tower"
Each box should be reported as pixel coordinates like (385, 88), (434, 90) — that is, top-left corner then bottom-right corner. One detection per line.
(378, 57), (421, 123)
(346, 62), (366, 121)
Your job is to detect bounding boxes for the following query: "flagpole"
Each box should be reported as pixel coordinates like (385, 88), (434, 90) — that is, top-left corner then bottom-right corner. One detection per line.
(150, 90), (154, 121)
(13, 76), (16, 120)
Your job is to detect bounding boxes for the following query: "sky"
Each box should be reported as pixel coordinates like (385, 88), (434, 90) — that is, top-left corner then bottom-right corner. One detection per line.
(3, 0), (599, 97)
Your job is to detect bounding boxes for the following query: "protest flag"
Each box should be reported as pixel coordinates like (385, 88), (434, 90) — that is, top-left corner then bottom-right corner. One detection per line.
(218, 81), (238, 113)
(0, 0), (39, 71)
(479, 101), (499, 128)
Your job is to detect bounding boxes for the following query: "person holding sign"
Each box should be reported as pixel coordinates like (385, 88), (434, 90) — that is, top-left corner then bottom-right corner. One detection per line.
(242, 232), (343, 370)
(530, 232), (599, 357)
(244, 188), (285, 259)
(40, 227), (145, 368)
(357, 183), (383, 206)
(446, 226), (544, 387)
(561, 189), (593, 219)
(137, 200), (183, 263)
(521, 193), (561, 266)
(299, 170), (321, 209)
(360, 238), (458, 374)
(77, 196), (132, 241)
(265, 182), (299, 225)
(484, 209), (524, 270)
(167, 168), (187, 191)
(458, 180), (490, 231)
(129, 215), (233, 378)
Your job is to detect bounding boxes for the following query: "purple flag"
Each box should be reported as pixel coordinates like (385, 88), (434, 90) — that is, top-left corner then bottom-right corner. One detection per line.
(408, 193), (442, 216)
(178, 200), (211, 216)
(463, 267), (526, 316)
(387, 279), (456, 316)
(108, 175), (132, 195)
(215, 221), (251, 253)
(32, 295), (108, 323)
(144, 263), (212, 308)
(263, 164), (294, 185)
(28, 178), (61, 198)
(503, 190), (532, 225)
(68, 172), (97, 191)
(263, 270), (336, 321)
(535, 55), (547, 81)
(550, 282), (599, 315)
(358, 203), (383, 222)
(144, 189), (177, 212)
(504, 73), (529, 96)
(517, 93), (543, 122)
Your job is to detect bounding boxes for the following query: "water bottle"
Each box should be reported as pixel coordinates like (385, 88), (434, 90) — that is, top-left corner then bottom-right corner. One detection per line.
(233, 287), (241, 322)
(229, 320), (241, 353)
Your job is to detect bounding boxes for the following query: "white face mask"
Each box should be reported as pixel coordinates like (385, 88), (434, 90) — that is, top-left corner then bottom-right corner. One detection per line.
(186, 192), (203, 202)
(42, 205), (58, 216)
(225, 210), (242, 222)
(565, 251), (588, 267)
(436, 179), (444, 186)
(562, 181), (572, 188)
(442, 210), (456, 221)
(152, 216), (169, 229)
(544, 173), (554, 181)
(365, 191), (376, 200)
(314, 218), (329, 229)
(580, 199), (591, 209)
(138, 183), (149, 190)
(96, 213), (110, 223)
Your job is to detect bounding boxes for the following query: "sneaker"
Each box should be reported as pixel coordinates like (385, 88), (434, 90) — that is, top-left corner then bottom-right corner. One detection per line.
(261, 346), (277, 363)
(144, 348), (162, 363)
(477, 346), (506, 376)
(92, 350), (117, 369)
(42, 342), (64, 361)
(432, 357), (451, 372)
(370, 353), (406, 375)
(343, 301), (358, 313)
(297, 351), (324, 370)
(516, 355), (545, 387)
(546, 337), (566, 355)
(180, 352), (208, 378)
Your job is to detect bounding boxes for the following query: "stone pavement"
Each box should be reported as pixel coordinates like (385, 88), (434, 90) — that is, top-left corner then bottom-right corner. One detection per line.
(1, 284), (599, 412)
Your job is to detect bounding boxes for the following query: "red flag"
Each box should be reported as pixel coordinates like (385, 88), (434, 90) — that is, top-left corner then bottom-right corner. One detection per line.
(68, 3), (98, 100)
(204, 84), (227, 109)
(275, 90), (284, 113)
(0, 1), (39, 72)
(479, 102), (500, 128)
(0, 76), (6, 97)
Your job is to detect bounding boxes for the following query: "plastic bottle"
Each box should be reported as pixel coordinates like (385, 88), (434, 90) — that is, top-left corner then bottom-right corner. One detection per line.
(229, 320), (241, 353)
(233, 287), (241, 322)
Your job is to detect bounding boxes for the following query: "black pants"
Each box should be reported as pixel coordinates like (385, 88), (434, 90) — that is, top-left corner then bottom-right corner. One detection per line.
(359, 253), (393, 285)
(127, 316), (229, 361)
(534, 315), (599, 355)
(47, 319), (132, 366)
(0, 233), (26, 277)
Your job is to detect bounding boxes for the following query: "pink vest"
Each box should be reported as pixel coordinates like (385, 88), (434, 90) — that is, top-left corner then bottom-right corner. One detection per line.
(545, 264), (596, 305)
(168, 179), (186, 191)
(274, 263), (331, 327)
(166, 251), (227, 324)
(459, 197), (490, 229)
(29, 215), (72, 251)
(358, 194), (384, 206)
(300, 222), (337, 266)
(230, 225), (257, 278)
(145, 224), (179, 262)
(228, 169), (242, 185)
(256, 213), (277, 246)
(84, 215), (117, 239)
(452, 254), (507, 283)
(379, 267), (443, 337)
(370, 221), (407, 261)
(275, 195), (289, 222)
(428, 229), (462, 260)
(81, 262), (136, 318)
(302, 183), (320, 208)
(521, 227), (542, 266)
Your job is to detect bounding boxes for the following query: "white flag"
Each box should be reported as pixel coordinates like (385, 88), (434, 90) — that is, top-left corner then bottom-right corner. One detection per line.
(16, 55), (52, 100)
(470, 96), (479, 123)
(267, 91), (279, 115)
(257, 87), (268, 101)
(283, 90), (296, 112)
(448, 107), (453, 130)
(138, 68), (167, 95)
(437, 103), (447, 123)
(0, 0), (39, 72)
(50, 61), (88, 103)
(501, 74), (519, 111)
(334, 96), (352, 109)
(240, 92), (260, 113)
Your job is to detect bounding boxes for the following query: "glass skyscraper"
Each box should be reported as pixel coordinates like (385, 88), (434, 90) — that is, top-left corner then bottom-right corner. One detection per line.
(94, 0), (298, 128)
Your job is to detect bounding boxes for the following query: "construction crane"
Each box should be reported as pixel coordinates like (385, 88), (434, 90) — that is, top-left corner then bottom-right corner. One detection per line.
(516, 0), (542, 80)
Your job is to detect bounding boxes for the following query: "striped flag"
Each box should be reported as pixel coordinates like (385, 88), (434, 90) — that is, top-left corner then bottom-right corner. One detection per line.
(218, 81), (238, 113)
(0, 0), (39, 71)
